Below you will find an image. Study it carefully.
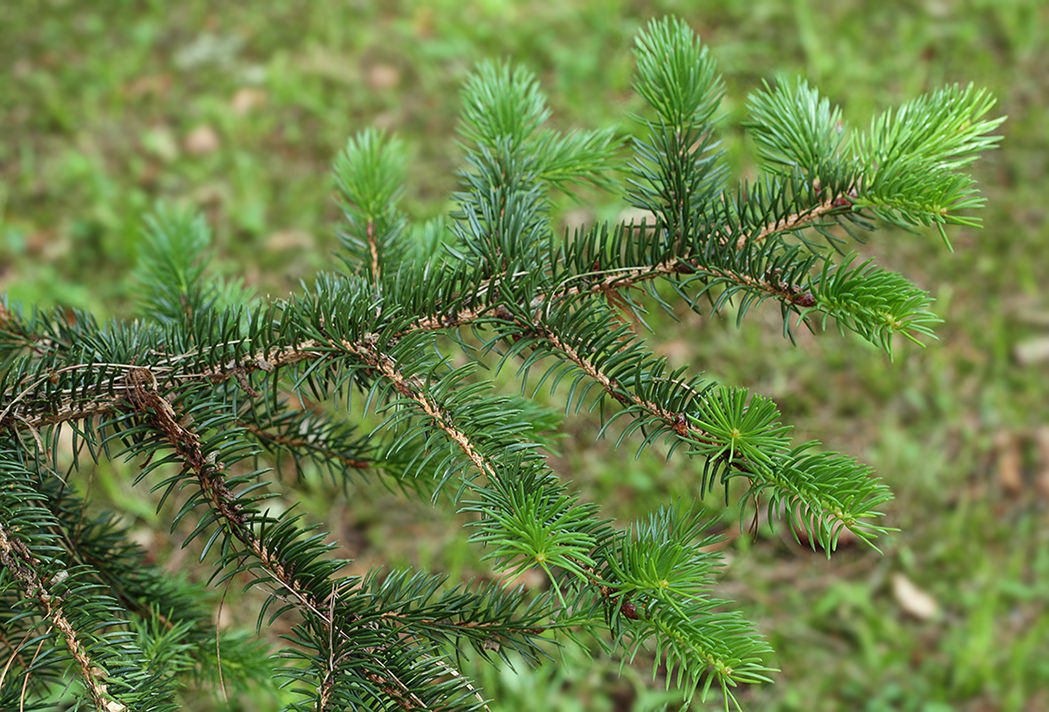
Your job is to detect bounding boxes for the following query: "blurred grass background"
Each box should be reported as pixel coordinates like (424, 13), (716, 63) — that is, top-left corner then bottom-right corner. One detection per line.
(2, 1), (1047, 710)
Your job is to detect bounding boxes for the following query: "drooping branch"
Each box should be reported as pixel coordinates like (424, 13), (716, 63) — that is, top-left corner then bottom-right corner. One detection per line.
(526, 322), (738, 466)
(115, 366), (431, 711)
(0, 523), (115, 712)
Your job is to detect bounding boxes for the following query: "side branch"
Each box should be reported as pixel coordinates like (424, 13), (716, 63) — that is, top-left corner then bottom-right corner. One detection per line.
(533, 327), (758, 478)
(0, 523), (116, 712)
(549, 257), (815, 309)
(119, 368), (315, 612)
(401, 200), (842, 336)
(724, 190), (845, 249)
(0, 180), (836, 437)
(117, 366), (428, 711)
(239, 419), (372, 470)
(0, 183), (846, 435)
(337, 339), (496, 479)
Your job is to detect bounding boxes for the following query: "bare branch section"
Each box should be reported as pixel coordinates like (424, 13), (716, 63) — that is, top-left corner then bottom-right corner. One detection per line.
(368, 220), (381, 285)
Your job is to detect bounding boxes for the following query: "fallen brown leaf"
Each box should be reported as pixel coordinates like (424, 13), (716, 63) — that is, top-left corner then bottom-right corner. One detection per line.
(994, 430), (1024, 496)
(1034, 427), (1049, 499)
(231, 87), (267, 115)
(1013, 336), (1049, 365)
(891, 572), (939, 620)
(367, 64), (401, 90)
(184, 125), (221, 155)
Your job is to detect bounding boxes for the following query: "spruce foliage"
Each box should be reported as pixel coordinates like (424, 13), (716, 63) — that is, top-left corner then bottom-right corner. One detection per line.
(0, 17), (1001, 711)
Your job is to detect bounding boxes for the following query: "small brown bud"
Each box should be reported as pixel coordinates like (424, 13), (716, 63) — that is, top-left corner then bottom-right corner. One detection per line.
(792, 292), (817, 308)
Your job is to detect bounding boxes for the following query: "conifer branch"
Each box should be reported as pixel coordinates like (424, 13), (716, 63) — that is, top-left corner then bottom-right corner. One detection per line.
(119, 367), (307, 612)
(507, 302), (890, 549)
(722, 188), (848, 249)
(0, 523), (116, 711)
(238, 418), (373, 471)
(114, 366), (434, 709)
(0, 15), (1001, 710)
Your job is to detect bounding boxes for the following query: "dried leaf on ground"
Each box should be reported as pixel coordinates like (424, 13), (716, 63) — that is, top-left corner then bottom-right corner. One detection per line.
(891, 572), (939, 620)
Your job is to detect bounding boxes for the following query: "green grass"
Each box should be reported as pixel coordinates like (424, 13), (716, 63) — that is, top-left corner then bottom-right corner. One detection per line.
(3, 0), (1048, 710)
